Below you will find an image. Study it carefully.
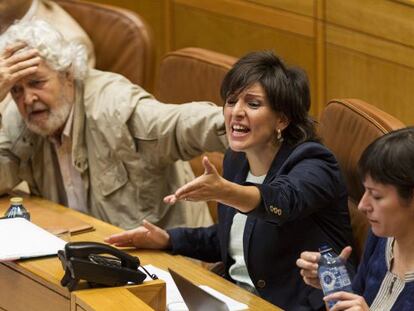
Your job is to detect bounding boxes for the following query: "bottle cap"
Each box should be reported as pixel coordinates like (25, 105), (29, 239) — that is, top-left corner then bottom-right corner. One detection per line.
(318, 244), (332, 253)
(10, 197), (23, 204)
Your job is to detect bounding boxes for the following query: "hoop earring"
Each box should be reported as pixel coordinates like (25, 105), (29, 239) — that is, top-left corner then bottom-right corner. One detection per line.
(276, 129), (284, 143)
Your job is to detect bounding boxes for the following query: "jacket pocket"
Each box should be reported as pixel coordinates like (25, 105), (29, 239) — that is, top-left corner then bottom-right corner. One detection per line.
(98, 161), (128, 196)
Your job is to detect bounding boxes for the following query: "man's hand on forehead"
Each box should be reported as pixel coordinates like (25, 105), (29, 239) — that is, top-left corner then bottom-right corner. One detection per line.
(0, 41), (41, 101)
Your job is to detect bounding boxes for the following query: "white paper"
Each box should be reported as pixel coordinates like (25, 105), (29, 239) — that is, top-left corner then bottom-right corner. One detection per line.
(141, 264), (185, 305)
(141, 265), (248, 311)
(0, 217), (66, 261)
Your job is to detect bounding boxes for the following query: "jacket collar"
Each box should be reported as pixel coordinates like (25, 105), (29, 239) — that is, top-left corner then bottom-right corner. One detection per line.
(231, 142), (293, 185)
(71, 80), (88, 173)
(264, 142), (293, 182)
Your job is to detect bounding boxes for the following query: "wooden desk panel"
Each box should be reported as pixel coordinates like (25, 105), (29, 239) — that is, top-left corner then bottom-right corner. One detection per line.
(0, 263), (68, 311)
(72, 280), (166, 311)
(0, 196), (281, 311)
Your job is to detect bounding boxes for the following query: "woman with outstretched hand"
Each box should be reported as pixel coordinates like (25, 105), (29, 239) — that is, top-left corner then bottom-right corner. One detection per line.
(297, 127), (414, 310)
(106, 51), (354, 310)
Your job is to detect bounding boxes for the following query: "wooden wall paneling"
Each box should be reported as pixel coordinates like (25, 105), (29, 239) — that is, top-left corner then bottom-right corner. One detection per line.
(326, 18), (414, 125)
(326, 45), (414, 125)
(326, 24), (414, 69)
(135, 0), (170, 70)
(246, 0), (315, 17)
(86, 0), (414, 124)
(175, 0), (315, 37)
(83, 0), (322, 115)
(326, 0), (414, 48)
(164, 0), (173, 54)
(395, 0), (414, 7)
(314, 0), (326, 118)
(171, 0), (319, 117)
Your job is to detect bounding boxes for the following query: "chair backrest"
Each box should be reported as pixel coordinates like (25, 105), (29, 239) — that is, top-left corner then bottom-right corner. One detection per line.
(155, 47), (237, 222)
(56, 0), (154, 90)
(319, 98), (405, 259)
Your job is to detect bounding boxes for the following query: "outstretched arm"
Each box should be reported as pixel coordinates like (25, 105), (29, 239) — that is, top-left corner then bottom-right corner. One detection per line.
(128, 99), (227, 167)
(105, 218), (221, 262)
(164, 156), (260, 213)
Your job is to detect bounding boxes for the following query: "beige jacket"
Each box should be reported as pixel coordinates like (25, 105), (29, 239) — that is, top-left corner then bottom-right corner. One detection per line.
(0, 69), (227, 229)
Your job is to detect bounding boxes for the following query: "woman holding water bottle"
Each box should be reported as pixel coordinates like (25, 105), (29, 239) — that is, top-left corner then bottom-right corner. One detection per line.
(297, 127), (414, 310)
(106, 51), (355, 310)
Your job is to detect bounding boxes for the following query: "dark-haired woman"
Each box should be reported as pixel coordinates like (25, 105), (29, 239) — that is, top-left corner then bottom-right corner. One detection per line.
(297, 127), (414, 310)
(106, 51), (354, 310)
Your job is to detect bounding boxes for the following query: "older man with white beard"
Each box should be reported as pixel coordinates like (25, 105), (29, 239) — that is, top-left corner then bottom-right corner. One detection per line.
(0, 20), (227, 230)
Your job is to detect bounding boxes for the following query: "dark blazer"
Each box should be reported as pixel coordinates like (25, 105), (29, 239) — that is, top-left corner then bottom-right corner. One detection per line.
(168, 141), (355, 310)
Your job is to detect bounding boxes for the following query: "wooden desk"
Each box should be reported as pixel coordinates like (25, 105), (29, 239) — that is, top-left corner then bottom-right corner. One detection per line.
(0, 196), (281, 311)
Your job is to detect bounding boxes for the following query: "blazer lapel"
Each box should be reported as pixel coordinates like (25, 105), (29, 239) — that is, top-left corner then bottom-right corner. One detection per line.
(264, 142), (292, 183)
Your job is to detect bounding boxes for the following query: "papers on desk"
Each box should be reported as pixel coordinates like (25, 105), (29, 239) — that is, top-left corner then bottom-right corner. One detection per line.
(141, 264), (247, 311)
(0, 217), (66, 261)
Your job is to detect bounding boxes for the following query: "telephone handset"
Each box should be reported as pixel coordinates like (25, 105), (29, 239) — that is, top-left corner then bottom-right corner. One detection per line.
(58, 241), (156, 291)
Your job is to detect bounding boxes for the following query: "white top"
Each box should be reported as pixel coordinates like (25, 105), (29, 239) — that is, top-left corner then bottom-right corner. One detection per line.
(228, 171), (265, 289)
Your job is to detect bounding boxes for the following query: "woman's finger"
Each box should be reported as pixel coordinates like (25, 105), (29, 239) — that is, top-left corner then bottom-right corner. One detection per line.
(142, 220), (170, 249)
(105, 227), (146, 245)
(175, 181), (202, 198)
(303, 276), (321, 288)
(111, 241), (133, 247)
(296, 257), (319, 270)
(178, 189), (206, 202)
(300, 251), (320, 263)
(339, 246), (352, 262)
(299, 267), (318, 278)
(324, 291), (359, 302)
(104, 234), (133, 246)
(328, 299), (359, 311)
(202, 156), (218, 175)
(142, 219), (159, 232)
(163, 194), (177, 205)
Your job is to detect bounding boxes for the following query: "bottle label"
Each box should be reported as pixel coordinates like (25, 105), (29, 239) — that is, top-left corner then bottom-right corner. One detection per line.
(319, 266), (351, 294)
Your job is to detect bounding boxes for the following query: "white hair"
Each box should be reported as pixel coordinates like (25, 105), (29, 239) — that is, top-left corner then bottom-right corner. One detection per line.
(0, 19), (88, 80)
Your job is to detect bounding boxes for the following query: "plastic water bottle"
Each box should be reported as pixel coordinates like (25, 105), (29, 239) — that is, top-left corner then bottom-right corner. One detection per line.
(318, 245), (352, 309)
(5, 197), (31, 221)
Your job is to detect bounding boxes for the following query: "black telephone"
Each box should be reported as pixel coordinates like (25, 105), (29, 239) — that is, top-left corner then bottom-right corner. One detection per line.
(58, 241), (156, 291)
